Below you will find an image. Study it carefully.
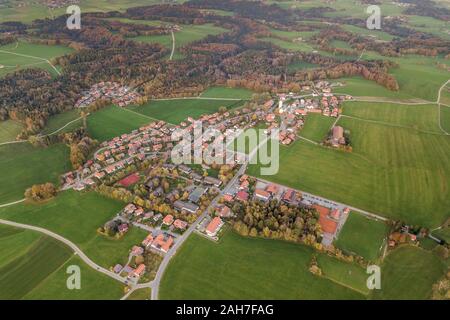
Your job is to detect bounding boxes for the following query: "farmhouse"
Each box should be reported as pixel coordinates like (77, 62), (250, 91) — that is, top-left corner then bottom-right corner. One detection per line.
(206, 217), (224, 237)
(133, 264), (146, 278)
(331, 126), (345, 147)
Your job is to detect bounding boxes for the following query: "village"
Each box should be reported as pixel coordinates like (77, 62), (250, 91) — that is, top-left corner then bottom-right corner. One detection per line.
(75, 81), (143, 108)
(61, 81), (358, 283)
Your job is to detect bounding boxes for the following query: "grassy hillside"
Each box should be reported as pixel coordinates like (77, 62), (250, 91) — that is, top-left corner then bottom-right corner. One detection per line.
(0, 190), (147, 269)
(299, 114), (335, 143)
(41, 109), (82, 135)
(372, 246), (446, 300)
(0, 142), (70, 204)
(160, 230), (365, 299)
(128, 98), (245, 124)
(0, 225), (124, 300)
(248, 106), (450, 228)
(0, 41), (73, 77)
(87, 105), (151, 142)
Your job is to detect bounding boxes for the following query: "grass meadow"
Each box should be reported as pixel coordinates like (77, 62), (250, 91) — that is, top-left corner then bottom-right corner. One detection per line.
(127, 98), (245, 124)
(160, 230), (366, 300)
(0, 225), (124, 299)
(0, 190), (148, 269)
(0, 142), (70, 204)
(248, 102), (450, 228)
(335, 212), (389, 261)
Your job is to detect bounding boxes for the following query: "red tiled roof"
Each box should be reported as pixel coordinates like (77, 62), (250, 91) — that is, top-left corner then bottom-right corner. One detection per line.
(313, 205), (338, 234)
(206, 217), (223, 235)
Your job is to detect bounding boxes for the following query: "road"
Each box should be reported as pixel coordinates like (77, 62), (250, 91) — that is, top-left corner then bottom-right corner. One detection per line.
(0, 199), (25, 208)
(0, 218), (129, 285)
(169, 30), (175, 60)
(150, 162), (248, 300)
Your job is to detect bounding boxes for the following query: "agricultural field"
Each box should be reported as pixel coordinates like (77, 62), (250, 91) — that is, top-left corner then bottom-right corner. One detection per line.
(299, 114), (335, 143)
(0, 40), (73, 77)
(0, 190), (147, 269)
(0, 142), (70, 204)
(0, 120), (23, 143)
(334, 77), (417, 100)
(41, 109), (83, 135)
(372, 246), (446, 300)
(127, 98), (245, 124)
(248, 106), (450, 228)
(87, 105), (152, 142)
(335, 212), (389, 261)
(342, 102), (443, 134)
(433, 227), (450, 243)
(160, 230), (366, 300)
(0, 225), (124, 300)
(126, 288), (151, 300)
(440, 106), (450, 133)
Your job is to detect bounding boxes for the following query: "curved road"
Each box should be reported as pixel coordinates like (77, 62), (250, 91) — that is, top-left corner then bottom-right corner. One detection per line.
(0, 218), (129, 285)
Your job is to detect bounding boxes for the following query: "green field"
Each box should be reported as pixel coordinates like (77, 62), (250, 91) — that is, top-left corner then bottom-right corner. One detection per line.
(87, 105), (152, 142)
(160, 230), (365, 299)
(440, 105), (450, 134)
(299, 114), (335, 143)
(0, 40), (73, 77)
(130, 23), (227, 59)
(200, 87), (253, 99)
(0, 225), (124, 299)
(372, 246), (446, 300)
(41, 109), (83, 135)
(433, 227), (450, 243)
(0, 142), (70, 204)
(248, 104), (450, 228)
(0, 120), (23, 143)
(127, 287), (151, 300)
(341, 24), (394, 42)
(342, 102), (442, 134)
(335, 212), (389, 261)
(128, 98), (245, 124)
(0, 190), (147, 269)
(334, 77), (416, 100)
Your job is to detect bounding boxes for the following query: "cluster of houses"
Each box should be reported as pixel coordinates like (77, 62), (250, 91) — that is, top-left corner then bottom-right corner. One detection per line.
(75, 81), (142, 108)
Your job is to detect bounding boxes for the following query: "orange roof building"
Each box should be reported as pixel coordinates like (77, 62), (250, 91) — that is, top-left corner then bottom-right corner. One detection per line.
(206, 217), (223, 237)
(313, 205), (338, 235)
(162, 214), (174, 226)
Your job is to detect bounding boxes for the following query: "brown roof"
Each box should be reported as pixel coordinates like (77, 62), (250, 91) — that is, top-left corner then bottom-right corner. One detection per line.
(206, 217), (223, 235)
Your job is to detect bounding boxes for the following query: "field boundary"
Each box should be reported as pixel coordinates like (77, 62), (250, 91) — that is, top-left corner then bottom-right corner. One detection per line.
(0, 49), (61, 76)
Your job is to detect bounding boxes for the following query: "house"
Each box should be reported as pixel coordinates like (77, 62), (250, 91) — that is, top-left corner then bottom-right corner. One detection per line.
(173, 200), (199, 214)
(282, 189), (296, 204)
(173, 219), (188, 230)
(222, 194), (234, 202)
(133, 264), (146, 278)
(236, 190), (249, 202)
(162, 214), (174, 226)
(239, 180), (250, 190)
(118, 223), (129, 234)
(151, 233), (174, 253)
(142, 234), (154, 248)
(124, 203), (136, 214)
(312, 205), (340, 239)
(178, 164), (192, 174)
(188, 187), (207, 203)
(254, 189), (271, 202)
(266, 184), (278, 195)
(206, 217), (224, 237)
(216, 205), (231, 218)
(204, 176), (222, 187)
(131, 245), (144, 256)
